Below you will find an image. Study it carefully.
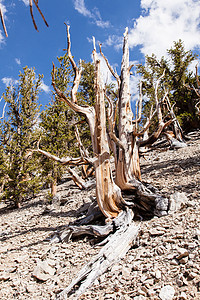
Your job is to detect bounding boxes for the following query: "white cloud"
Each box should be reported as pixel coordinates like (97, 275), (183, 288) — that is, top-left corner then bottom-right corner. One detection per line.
(20, 0), (29, 7)
(2, 77), (18, 87)
(74, 0), (92, 17)
(0, 0), (6, 15)
(95, 20), (110, 29)
(91, 48), (117, 88)
(40, 81), (50, 93)
(2, 77), (50, 95)
(15, 58), (21, 65)
(74, 0), (110, 28)
(104, 35), (123, 50)
(129, 0), (200, 59)
(130, 65), (141, 104)
(0, 30), (4, 45)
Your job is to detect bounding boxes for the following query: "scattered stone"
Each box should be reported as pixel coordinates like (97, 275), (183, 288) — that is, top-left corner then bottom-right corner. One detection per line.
(26, 284), (36, 293)
(169, 192), (188, 213)
(170, 259), (179, 266)
(1, 132), (200, 299)
(179, 291), (187, 299)
(176, 248), (189, 260)
(147, 288), (156, 297)
(188, 272), (198, 279)
(134, 294), (147, 299)
(195, 229), (200, 240)
(0, 246), (8, 254)
(121, 266), (132, 279)
(159, 285), (175, 300)
(179, 257), (188, 264)
(154, 269), (162, 280)
(150, 228), (165, 236)
(15, 254), (29, 263)
(33, 260), (55, 281)
(0, 272), (10, 281)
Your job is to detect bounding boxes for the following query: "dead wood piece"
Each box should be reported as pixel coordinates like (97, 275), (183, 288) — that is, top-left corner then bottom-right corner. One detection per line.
(169, 138), (187, 149)
(50, 222), (113, 243)
(136, 183), (168, 217)
(67, 167), (95, 190)
(164, 132), (187, 149)
(60, 223), (114, 242)
(57, 209), (139, 299)
(75, 202), (103, 225)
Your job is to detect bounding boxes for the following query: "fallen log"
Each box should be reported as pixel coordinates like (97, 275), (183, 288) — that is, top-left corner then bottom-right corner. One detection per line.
(56, 208), (140, 299)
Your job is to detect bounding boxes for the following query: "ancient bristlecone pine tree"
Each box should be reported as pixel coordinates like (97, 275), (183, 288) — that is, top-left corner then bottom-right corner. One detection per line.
(50, 26), (176, 299)
(52, 26), (169, 219)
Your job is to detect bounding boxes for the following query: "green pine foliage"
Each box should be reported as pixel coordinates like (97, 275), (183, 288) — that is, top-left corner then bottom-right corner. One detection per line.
(78, 60), (117, 152)
(39, 98), (78, 194)
(39, 54), (80, 196)
(77, 60), (95, 154)
(0, 67), (42, 207)
(79, 61), (95, 107)
(137, 40), (199, 131)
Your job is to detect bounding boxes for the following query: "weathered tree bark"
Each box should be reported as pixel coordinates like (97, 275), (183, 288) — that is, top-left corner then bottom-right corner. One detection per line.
(52, 26), (123, 219)
(100, 28), (169, 215)
(56, 208), (139, 299)
(92, 39), (123, 218)
(50, 178), (57, 197)
(115, 28), (142, 189)
(48, 26), (173, 299)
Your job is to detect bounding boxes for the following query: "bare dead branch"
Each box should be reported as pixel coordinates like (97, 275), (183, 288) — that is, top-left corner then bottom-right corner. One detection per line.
(65, 24), (77, 73)
(195, 64), (200, 89)
(29, 0), (49, 31)
(74, 125), (90, 159)
(57, 209), (139, 299)
(33, 0), (49, 27)
(52, 63), (91, 116)
(0, 99), (7, 120)
(133, 80), (143, 129)
(29, 0), (38, 31)
(67, 167), (91, 190)
(165, 95), (184, 140)
(0, 7), (8, 37)
(128, 64), (134, 73)
(64, 25), (83, 104)
(105, 93), (125, 151)
(99, 43), (121, 88)
(137, 107), (157, 137)
(155, 70), (165, 124)
(1, 0), (48, 37)
(27, 144), (95, 167)
(195, 101), (200, 115)
(192, 83), (200, 98)
(139, 118), (174, 147)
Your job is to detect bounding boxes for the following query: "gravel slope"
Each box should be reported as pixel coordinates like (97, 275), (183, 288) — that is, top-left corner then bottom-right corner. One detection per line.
(0, 131), (200, 300)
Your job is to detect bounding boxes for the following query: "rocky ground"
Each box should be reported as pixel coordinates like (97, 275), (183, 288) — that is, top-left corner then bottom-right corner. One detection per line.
(0, 131), (200, 300)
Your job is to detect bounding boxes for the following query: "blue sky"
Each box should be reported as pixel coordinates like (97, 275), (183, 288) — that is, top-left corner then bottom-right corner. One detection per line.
(0, 0), (200, 110)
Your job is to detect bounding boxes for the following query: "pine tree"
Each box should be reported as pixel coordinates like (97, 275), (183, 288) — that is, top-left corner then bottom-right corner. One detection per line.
(137, 40), (199, 131)
(1, 67), (42, 207)
(39, 98), (78, 197)
(39, 54), (80, 197)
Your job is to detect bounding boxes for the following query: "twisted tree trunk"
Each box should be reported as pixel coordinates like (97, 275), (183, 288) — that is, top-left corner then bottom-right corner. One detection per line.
(50, 26), (172, 299)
